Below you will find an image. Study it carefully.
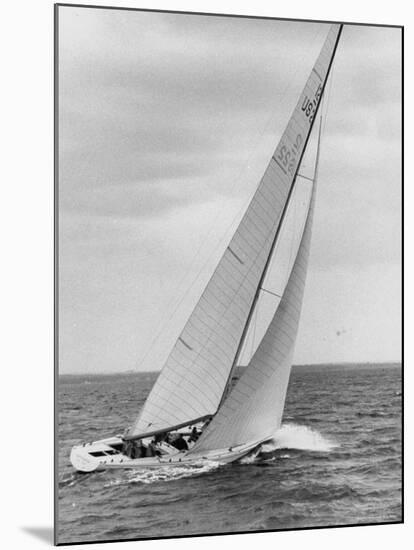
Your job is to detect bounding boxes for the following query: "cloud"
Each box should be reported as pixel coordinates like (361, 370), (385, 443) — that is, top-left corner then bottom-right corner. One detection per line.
(59, 9), (329, 219)
(57, 7), (401, 373)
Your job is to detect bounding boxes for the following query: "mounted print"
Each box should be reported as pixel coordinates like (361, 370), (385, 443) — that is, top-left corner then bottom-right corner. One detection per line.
(55, 4), (402, 545)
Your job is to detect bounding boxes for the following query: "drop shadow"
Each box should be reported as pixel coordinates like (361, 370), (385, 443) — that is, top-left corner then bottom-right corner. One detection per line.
(21, 526), (54, 545)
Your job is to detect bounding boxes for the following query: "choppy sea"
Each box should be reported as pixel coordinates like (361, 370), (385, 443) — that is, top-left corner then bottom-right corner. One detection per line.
(57, 363), (402, 544)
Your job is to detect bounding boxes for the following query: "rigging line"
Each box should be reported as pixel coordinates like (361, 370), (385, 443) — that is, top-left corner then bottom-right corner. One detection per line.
(286, 165), (299, 285)
(244, 300), (259, 367)
(321, 53), (336, 137)
(217, 25), (343, 411)
(297, 173), (314, 182)
(251, 301), (259, 361)
(260, 287), (282, 299)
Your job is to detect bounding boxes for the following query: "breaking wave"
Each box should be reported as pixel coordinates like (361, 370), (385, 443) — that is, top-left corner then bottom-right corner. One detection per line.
(59, 472), (79, 489)
(239, 453), (259, 465)
(261, 423), (338, 453)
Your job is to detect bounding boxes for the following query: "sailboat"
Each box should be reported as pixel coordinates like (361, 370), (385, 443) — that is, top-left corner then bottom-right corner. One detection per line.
(70, 23), (342, 473)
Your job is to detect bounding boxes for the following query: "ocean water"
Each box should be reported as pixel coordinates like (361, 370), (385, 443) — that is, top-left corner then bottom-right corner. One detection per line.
(57, 363), (402, 544)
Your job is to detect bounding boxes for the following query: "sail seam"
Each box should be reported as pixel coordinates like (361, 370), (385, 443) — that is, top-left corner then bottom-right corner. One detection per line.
(312, 67), (323, 81)
(178, 337), (193, 351)
(227, 246), (245, 264)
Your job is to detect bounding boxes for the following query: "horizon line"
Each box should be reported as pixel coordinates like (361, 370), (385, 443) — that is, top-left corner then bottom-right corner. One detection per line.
(59, 359), (402, 376)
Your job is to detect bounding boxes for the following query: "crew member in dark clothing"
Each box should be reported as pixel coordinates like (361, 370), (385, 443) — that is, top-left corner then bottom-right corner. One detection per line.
(189, 427), (199, 443)
(130, 441), (138, 459)
(145, 443), (154, 457)
(135, 440), (146, 459)
(154, 433), (166, 444)
(146, 439), (161, 457)
(172, 433), (189, 451)
(122, 441), (134, 458)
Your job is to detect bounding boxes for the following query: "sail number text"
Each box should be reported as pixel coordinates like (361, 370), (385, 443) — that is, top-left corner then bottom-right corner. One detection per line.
(301, 83), (323, 124)
(274, 82), (323, 176)
(274, 134), (303, 176)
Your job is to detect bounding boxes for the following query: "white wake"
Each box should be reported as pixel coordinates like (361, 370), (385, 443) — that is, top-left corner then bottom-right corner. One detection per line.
(261, 423), (338, 453)
(104, 460), (221, 487)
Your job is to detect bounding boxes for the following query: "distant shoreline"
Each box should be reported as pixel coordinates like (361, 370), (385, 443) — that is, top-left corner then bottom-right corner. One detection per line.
(59, 361), (402, 378)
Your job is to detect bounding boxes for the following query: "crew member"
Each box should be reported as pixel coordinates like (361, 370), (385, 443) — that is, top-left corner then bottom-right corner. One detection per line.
(189, 427), (199, 443)
(172, 433), (188, 451)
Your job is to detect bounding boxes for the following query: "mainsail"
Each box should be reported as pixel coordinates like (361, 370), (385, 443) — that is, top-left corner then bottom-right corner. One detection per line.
(128, 23), (342, 440)
(189, 115), (323, 455)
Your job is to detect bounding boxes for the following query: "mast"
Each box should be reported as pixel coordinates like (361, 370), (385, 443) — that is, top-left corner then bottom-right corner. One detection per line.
(127, 23), (343, 441)
(218, 24), (342, 408)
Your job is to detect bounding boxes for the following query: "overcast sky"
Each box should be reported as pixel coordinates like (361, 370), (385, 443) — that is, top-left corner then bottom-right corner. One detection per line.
(58, 7), (401, 374)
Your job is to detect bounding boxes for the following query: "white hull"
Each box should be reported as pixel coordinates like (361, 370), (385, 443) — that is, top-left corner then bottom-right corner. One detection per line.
(70, 435), (266, 473)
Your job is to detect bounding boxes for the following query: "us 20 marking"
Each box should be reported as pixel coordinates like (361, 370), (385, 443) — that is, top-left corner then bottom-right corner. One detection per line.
(273, 133), (303, 177)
